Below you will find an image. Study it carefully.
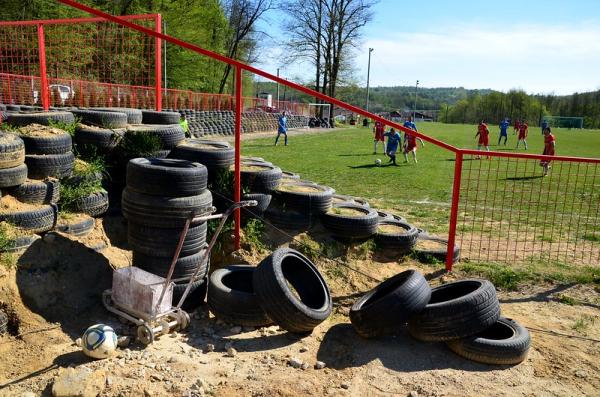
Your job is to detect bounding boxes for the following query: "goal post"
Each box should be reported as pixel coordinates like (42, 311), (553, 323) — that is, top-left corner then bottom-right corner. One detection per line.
(544, 116), (584, 129)
(308, 103), (331, 120)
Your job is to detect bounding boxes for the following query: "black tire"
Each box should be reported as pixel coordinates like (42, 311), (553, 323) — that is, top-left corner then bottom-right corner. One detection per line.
(5, 105), (20, 111)
(208, 265), (272, 327)
(168, 139), (234, 170)
(55, 214), (95, 237)
(376, 210), (406, 223)
(321, 203), (378, 240)
(0, 132), (25, 169)
(133, 247), (209, 280)
(91, 107), (143, 124)
(122, 188), (213, 228)
(126, 124), (185, 149)
(350, 270), (431, 338)
(173, 279), (208, 310)
(70, 109), (128, 128)
(9, 178), (60, 204)
(0, 310), (7, 335)
(62, 170), (103, 187)
(408, 279), (501, 342)
(2, 234), (41, 252)
(241, 192), (271, 222)
(74, 124), (124, 151)
(19, 132), (72, 155)
(352, 197), (370, 208)
(0, 163), (28, 188)
(128, 221), (207, 257)
(446, 317), (531, 365)
(281, 170), (300, 180)
(126, 158), (208, 197)
(25, 152), (74, 179)
(5, 111), (74, 127)
(238, 163), (282, 193)
(141, 110), (181, 125)
(413, 235), (460, 264)
(265, 205), (310, 231)
(253, 248), (332, 333)
(375, 220), (419, 253)
(273, 182), (334, 215)
(0, 204), (57, 233)
(73, 189), (109, 217)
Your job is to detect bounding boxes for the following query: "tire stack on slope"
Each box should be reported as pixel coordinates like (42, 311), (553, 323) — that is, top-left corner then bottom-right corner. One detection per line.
(122, 158), (213, 310)
(236, 161), (281, 224)
(207, 248), (332, 332)
(350, 272), (531, 365)
(320, 203), (379, 241)
(17, 123), (75, 180)
(59, 159), (109, 218)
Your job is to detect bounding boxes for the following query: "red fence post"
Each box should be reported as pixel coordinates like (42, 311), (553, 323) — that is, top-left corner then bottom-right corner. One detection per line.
(446, 151), (463, 271)
(234, 67), (242, 250)
(154, 14), (162, 111)
(37, 24), (50, 111)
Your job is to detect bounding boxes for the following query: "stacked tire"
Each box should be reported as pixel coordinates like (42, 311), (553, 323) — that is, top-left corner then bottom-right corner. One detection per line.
(350, 274), (531, 365)
(59, 159), (109, 218)
(122, 158), (212, 310)
(321, 203), (378, 240)
(17, 124), (75, 180)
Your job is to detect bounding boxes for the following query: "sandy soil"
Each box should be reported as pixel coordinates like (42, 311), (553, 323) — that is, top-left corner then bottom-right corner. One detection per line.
(0, 216), (599, 397)
(17, 124), (68, 137)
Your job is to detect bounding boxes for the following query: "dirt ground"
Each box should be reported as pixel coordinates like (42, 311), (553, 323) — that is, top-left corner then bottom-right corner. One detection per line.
(0, 215), (599, 397)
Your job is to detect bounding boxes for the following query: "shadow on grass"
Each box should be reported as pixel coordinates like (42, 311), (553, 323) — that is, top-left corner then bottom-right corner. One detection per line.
(505, 175), (544, 181)
(338, 153), (378, 157)
(348, 163), (399, 169)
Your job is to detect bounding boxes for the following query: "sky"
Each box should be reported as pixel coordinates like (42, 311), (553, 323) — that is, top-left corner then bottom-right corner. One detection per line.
(256, 0), (600, 95)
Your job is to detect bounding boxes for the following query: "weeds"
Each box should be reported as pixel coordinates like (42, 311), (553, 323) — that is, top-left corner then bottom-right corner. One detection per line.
(0, 123), (18, 132)
(355, 239), (375, 259)
(557, 294), (578, 306)
(48, 117), (79, 136)
(571, 315), (596, 333)
(59, 180), (103, 212)
(119, 131), (162, 158)
(243, 219), (267, 251)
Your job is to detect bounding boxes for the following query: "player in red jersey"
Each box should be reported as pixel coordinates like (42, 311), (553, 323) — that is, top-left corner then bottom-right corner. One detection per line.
(516, 120), (528, 150)
(540, 127), (555, 176)
(475, 120), (490, 159)
(373, 121), (385, 154)
(514, 119), (520, 135)
(403, 130), (425, 163)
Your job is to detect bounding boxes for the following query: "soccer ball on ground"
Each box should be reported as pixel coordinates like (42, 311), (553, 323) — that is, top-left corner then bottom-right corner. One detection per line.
(80, 324), (118, 359)
(375, 159), (382, 166)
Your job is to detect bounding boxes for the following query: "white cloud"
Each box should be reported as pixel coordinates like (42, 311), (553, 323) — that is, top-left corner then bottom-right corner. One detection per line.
(357, 24), (600, 94)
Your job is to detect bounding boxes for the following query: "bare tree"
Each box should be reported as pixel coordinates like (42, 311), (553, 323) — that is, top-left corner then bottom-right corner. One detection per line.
(219, 0), (272, 93)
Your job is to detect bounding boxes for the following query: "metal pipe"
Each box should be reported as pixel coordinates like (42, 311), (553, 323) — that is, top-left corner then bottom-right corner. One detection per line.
(37, 24), (49, 111)
(154, 14), (162, 111)
(413, 80), (419, 121)
(234, 66), (243, 250)
(446, 151), (463, 271)
(366, 48), (373, 112)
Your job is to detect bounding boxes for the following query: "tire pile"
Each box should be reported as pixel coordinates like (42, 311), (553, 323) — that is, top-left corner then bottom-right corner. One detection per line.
(350, 270), (531, 365)
(122, 157), (213, 310)
(208, 248), (332, 333)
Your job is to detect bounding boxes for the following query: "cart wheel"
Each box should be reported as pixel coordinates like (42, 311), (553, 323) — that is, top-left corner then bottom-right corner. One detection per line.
(175, 309), (191, 330)
(137, 324), (155, 345)
(102, 290), (113, 310)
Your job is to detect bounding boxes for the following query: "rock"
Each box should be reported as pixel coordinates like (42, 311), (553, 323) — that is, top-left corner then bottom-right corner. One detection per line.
(229, 326), (242, 334)
(226, 347), (237, 357)
(315, 361), (326, 370)
(289, 357), (303, 369)
(300, 363), (310, 370)
(52, 368), (106, 397)
(20, 393), (36, 397)
(117, 336), (131, 348)
(299, 346), (309, 353)
(575, 370), (588, 378)
(341, 382), (350, 390)
(409, 392), (419, 397)
(43, 233), (56, 243)
(167, 356), (180, 364)
(206, 344), (215, 352)
(74, 338), (82, 348)
(145, 363), (156, 369)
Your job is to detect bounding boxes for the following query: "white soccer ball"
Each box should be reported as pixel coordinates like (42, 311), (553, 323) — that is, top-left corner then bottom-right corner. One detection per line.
(81, 324), (118, 359)
(375, 159), (382, 166)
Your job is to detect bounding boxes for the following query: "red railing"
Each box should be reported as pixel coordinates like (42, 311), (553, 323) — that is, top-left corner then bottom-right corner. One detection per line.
(17, 1), (600, 270)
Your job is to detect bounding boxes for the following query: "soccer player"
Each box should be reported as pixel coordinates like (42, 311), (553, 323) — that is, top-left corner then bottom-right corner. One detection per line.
(514, 118), (520, 135)
(402, 117), (425, 163)
(275, 111), (288, 146)
(498, 118), (509, 145)
(383, 128), (402, 165)
(373, 120), (385, 154)
(540, 127), (555, 176)
(516, 120), (528, 150)
(475, 119), (490, 159)
(541, 119), (548, 135)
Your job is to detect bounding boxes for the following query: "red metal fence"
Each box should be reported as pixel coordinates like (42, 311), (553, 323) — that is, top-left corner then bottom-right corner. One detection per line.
(10, 1), (600, 269)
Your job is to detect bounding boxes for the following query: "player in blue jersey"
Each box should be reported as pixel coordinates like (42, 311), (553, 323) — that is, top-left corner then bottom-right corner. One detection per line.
(498, 118), (509, 145)
(384, 128), (402, 165)
(275, 111), (288, 146)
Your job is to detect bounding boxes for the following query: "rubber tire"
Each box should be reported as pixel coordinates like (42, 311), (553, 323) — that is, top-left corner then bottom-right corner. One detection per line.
(73, 189), (109, 217)
(173, 279), (208, 310)
(128, 221), (207, 258)
(55, 214), (95, 237)
(74, 125), (124, 151)
(208, 265), (272, 327)
(238, 164), (282, 193)
(141, 110), (181, 124)
(265, 205), (311, 231)
(281, 170), (300, 180)
(0, 132), (25, 169)
(70, 109), (128, 128)
(62, 170), (103, 187)
(19, 132), (72, 155)
(9, 178), (60, 204)
(408, 279), (501, 342)
(350, 270), (431, 338)
(0, 310), (7, 335)
(132, 247), (209, 280)
(2, 234), (41, 252)
(273, 182), (334, 215)
(5, 111), (75, 127)
(25, 152), (74, 179)
(376, 210), (406, 223)
(91, 107), (143, 124)
(413, 235), (461, 264)
(375, 220), (419, 253)
(126, 124), (185, 149)
(446, 317), (531, 365)
(253, 248), (332, 333)
(121, 188), (213, 228)
(241, 192), (271, 222)
(126, 157), (208, 197)
(321, 203), (379, 240)
(0, 204), (57, 233)
(0, 164), (28, 188)
(168, 139), (234, 170)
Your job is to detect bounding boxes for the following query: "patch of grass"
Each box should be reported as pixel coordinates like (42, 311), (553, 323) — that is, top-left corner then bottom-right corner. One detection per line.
(460, 262), (526, 290)
(119, 131), (162, 157)
(355, 239), (376, 259)
(243, 218), (267, 252)
(48, 117), (79, 136)
(538, 235), (555, 243)
(582, 233), (600, 242)
(290, 234), (322, 262)
(59, 180), (103, 212)
(571, 315), (596, 333)
(325, 263), (346, 280)
(557, 294), (579, 306)
(0, 123), (19, 132)
(0, 222), (29, 268)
